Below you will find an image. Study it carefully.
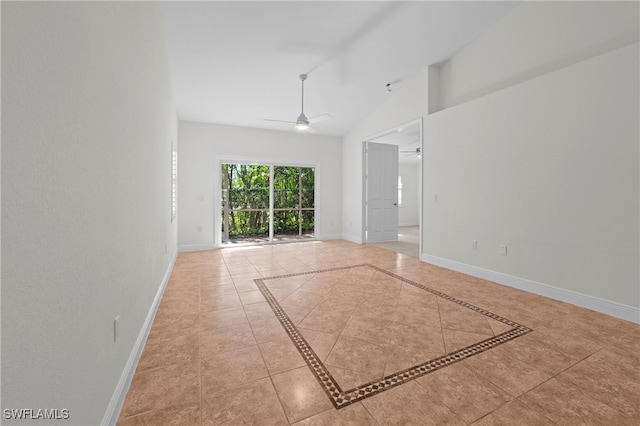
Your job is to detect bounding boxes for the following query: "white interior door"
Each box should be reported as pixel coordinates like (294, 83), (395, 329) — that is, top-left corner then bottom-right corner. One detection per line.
(366, 142), (398, 242)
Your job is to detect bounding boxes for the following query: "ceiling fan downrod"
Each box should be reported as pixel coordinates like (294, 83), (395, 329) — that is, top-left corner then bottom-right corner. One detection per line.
(296, 74), (309, 129)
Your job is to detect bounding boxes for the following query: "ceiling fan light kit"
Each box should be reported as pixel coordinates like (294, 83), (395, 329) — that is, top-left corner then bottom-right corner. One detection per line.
(295, 112), (310, 130)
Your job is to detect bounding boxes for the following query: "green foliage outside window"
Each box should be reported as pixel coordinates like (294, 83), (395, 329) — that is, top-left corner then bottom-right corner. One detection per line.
(221, 164), (315, 241)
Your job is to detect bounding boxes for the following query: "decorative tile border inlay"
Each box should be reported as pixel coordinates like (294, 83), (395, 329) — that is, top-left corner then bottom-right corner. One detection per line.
(254, 264), (532, 409)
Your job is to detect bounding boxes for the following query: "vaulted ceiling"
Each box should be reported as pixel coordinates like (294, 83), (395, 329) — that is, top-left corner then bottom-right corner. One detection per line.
(161, 1), (520, 137)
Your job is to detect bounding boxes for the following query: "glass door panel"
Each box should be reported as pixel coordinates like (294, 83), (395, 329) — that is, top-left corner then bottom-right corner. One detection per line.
(273, 166), (315, 241)
(221, 163), (315, 245)
(221, 163), (270, 244)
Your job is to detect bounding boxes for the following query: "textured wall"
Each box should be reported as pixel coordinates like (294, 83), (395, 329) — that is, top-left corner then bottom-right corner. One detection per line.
(2, 2), (177, 424)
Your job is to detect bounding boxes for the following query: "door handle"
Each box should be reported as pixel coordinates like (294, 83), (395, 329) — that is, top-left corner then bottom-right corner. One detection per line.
(393, 203), (398, 206)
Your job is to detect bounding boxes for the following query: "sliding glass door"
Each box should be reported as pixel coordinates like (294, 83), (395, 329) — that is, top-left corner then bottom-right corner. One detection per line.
(221, 163), (315, 244)
(273, 166), (315, 241)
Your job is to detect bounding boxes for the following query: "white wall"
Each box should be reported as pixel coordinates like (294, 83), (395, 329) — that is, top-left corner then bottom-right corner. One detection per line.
(342, 69), (427, 242)
(178, 121), (342, 249)
(398, 163), (419, 227)
(424, 43), (639, 313)
(436, 1), (639, 110)
(422, 0), (639, 321)
(2, 2), (177, 424)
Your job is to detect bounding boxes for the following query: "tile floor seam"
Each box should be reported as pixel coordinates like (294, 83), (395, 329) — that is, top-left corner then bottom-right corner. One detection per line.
(313, 327), (340, 365)
(198, 306), (203, 426)
(550, 364), (639, 420)
(409, 373), (466, 422)
(513, 390), (573, 426)
(435, 295), (449, 353)
(380, 281), (404, 378)
(473, 400), (562, 426)
(290, 408), (333, 425)
(266, 371), (301, 425)
(358, 402), (381, 426)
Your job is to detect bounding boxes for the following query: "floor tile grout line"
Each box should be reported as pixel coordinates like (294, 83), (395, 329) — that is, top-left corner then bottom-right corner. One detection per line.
(509, 349), (634, 422)
(198, 272), (203, 426)
(371, 274), (403, 379)
(254, 339), (293, 425)
(434, 296), (448, 354)
(511, 389), (565, 426)
(255, 276), (345, 407)
(266, 373), (295, 425)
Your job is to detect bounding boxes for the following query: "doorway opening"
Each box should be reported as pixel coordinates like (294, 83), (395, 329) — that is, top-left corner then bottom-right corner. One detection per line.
(363, 118), (423, 258)
(220, 163), (315, 245)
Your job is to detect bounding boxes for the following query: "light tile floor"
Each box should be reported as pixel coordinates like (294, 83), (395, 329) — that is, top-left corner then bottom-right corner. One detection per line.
(117, 240), (639, 425)
(370, 226), (419, 258)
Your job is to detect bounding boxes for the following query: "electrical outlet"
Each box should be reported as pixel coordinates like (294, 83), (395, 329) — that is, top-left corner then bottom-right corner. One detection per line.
(197, 225), (203, 232)
(114, 316), (120, 343)
(500, 245), (508, 256)
(472, 240), (478, 250)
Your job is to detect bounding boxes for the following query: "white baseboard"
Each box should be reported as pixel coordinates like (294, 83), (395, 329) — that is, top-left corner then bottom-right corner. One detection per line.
(179, 235), (344, 250)
(421, 253), (639, 324)
(341, 234), (363, 244)
(101, 250), (178, 426)
(178, 243), (218, 252)
(399, 222), (419, 227)
(317, 233), (343, 241)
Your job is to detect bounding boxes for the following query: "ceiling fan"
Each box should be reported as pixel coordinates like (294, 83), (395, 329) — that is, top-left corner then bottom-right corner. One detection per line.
(400, 147), (421, 158)
(264, 74), (331, 134)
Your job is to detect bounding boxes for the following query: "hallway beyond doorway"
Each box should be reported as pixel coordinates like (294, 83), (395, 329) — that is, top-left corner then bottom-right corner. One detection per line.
(369, 226), (419, 258)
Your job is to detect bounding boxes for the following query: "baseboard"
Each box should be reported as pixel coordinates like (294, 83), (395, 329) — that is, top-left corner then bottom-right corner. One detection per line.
(179, 236), (345, 250)
(178, 243), (218, 252)
(420, 253), (639, 324)
(398, 222), (419, 227)
(317, 233), (343, 241)
(101, 249), (178, 426)
(341, 234), (362, 244)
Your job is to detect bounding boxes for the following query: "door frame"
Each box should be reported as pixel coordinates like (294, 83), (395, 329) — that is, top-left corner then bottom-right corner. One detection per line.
(361, 118), (423, 256)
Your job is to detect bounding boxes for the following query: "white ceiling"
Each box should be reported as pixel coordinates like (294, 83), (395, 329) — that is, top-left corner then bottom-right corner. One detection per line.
(161, 1), (519, 137)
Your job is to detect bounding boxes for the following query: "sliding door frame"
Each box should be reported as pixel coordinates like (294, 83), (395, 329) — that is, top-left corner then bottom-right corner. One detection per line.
(214, 155), (320, 247)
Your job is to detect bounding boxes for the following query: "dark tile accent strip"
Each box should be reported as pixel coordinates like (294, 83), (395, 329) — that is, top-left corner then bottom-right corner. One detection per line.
(254, 264), (532, 409)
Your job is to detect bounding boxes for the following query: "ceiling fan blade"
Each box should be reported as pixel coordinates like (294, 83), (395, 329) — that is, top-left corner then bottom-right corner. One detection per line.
(264, 118), (296, 124)
(309, 114), (331, 124)
(266, 75), (329, 133)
